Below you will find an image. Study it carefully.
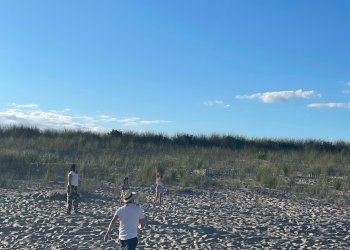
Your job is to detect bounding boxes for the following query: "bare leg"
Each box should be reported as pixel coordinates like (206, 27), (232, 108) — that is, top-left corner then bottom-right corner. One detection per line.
(67, 192), (72, 214)
(120, 190), (124, 206)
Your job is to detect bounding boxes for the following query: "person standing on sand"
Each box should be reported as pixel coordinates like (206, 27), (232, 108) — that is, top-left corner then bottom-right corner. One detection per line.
(104, 190), (145, 250)
(155, 171), (164, 204)
(66, 164), (79, 214)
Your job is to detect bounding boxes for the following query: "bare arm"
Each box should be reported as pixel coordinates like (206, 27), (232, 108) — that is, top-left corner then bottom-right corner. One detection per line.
(104, 215), (118, 242)
(68, 173), (72, 186)
(138, 218), (145, 229)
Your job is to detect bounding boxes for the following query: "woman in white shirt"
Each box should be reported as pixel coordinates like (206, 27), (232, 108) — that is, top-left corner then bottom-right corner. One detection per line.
(67, 164), (79, 214)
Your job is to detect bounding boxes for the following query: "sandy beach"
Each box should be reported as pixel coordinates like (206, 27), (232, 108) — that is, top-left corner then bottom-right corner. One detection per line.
(1, 184), (350, 249)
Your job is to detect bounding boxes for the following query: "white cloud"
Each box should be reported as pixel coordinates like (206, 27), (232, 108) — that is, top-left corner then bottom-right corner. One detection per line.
(236, 89), (321, 103)
(204, 100), (230, 108)
(307, 102), (350, 109)
(342, 82), (350, 94)
(0, 103), (172, 132)
(99, 114), (117, 122)
(49, 108), (71, 113)
(11, 103), (39, 108)
(115, 117), (171, 126)
(0, 108), (86, 131)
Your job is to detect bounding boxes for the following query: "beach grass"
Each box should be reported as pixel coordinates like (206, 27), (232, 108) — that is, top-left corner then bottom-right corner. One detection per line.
(0, 125), (349, 202)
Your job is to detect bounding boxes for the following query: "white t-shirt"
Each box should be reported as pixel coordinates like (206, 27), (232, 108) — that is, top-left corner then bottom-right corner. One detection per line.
(68, 171), (78, 186)
(156, 176), (163, 186)
(115, 203), (145, 240)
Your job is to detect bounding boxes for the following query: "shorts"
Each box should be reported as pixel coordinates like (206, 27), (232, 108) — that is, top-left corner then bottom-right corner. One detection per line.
(120, 237), (138, 250)
(156, 184), (164, 194)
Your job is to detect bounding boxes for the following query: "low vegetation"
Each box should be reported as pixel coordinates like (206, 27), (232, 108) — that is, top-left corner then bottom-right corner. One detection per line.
(1, 126), (350, 201)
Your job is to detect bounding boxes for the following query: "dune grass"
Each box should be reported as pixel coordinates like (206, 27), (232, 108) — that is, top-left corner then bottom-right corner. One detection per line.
(0, 125), (349, 201)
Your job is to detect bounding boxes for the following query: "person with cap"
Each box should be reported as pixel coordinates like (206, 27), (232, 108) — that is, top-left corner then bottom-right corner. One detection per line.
(104, 190), (145, 249)
(120, 176), (130, 205)
(66, 164), (79, 214)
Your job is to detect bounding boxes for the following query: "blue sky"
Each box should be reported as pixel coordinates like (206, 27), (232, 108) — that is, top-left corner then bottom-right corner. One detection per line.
(0, 1), (349, 141)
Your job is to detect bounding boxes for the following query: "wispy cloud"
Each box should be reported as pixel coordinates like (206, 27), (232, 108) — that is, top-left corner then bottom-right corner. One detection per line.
(115, 117), (171, 126)
(307, 102), (350, 109)
(49, 108), (71, 113)
(0, 103), (171, 132)
(98, 115), (171, 126)
(99, 115), (117, 122)
(0, 108), (86, 131)
(236, 89), (321, 103)
(342, 82), (350, 94)
(204, 100), (230, 108)
(11, 103), (39, 109)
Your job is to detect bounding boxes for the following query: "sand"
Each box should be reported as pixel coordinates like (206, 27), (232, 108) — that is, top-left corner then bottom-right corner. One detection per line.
(1, 185), (349, 249)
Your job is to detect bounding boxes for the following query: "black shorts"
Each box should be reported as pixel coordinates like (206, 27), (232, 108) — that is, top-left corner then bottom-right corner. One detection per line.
(120, 237), (138, 250)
